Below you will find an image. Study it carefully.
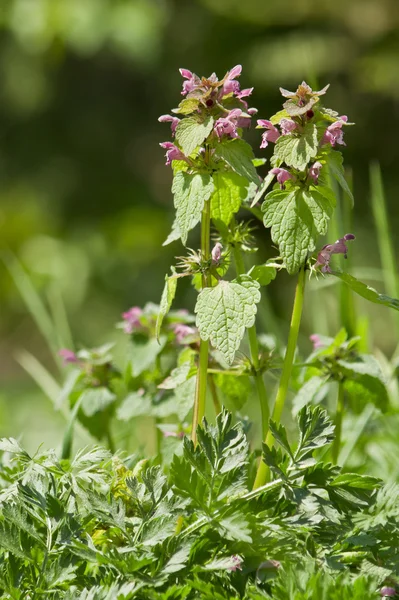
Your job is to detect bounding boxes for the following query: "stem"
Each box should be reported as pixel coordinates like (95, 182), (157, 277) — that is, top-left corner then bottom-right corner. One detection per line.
(232, 244), (269, 438)
(253, 265), (306, 489)
(332, 381), (345, 464)
(209, 375), (222, 416)
(192, 200), (211, 445)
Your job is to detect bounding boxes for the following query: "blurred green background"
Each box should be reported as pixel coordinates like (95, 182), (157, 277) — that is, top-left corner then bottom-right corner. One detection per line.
(1, 0), (399, 452)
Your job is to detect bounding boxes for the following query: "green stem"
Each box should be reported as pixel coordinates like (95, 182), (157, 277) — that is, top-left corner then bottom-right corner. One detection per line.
(232, 244), (269, 438)
(253, 265), (306, 489)
(192, 200), (211, 445)
(332, 381), (345, 464)
(209, 375), (222, 416)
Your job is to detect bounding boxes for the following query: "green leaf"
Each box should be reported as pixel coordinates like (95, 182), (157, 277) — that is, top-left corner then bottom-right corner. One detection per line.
(274, 123), (318, 170)
(247, 263), (276, 286)
(172, 172), (214, 245)
(262, 186), (334, 274)
(195, 275), (261, 364)
(129, 335), (167, 377)
(331, 271), (399, 311)
(172, 97), (200, 115)
(79, 387), (116, 417)
(210, 171), (248, 225)
(330, 473), (380, 490)
(175, 115), (214, 156)
(163, 218), (181, 246)
(214, 139), (259, 185)
(292, 375), (328, 416)
(296, 406), (335, 462)
(219, 512), (252, 543)
(156, 270), (178, 342)
(269, 109), (290, 124)
(328, 150), (354, 205)
(250, 170), (275, 207)
(262, 189), (313, 274)
(117, 391), (149, 420)
(269, 420), (294, 459)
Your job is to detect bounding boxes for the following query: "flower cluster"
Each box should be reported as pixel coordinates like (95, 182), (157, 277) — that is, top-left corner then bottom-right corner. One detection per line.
(257, 81), (351, 189)
(159, 65), (257, 166)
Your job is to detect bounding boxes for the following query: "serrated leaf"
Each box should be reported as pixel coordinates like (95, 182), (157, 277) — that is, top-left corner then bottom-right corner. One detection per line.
(274, 123), (318, 170)
(328, 150), (354, 205)
(331, 271), (399, 311)
(156, 270), (178, 342)
(0, 438), (26, 455)
(250, 170), (275, 207)
(172, 172), (214, 245)
(269, 109), (290, 124)
(210, 171), (248, 225)
(292, 375), (329, 416)
(262, 189), (313, 274)
(214, 139), (259, 185)
(296, 406), (335, 461)
(247, 263), (276, 286)
(163, 217), (181, 246)
(195, 275), (261, 364)
(79, 387), (116, 417)
(172, 97), (200, 115)
(219, 512), (252, 543)
(175, 116), (214, 156)
(262, 187), (333, 274)
(269, 420), (294, 459)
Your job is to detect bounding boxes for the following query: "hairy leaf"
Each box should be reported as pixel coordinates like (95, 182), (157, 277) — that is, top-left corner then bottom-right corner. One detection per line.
(328, 149), (354, 205)
(214, 139), (259, 185)
(274, 123), (318, 170)
(210, 171), (248, 225)
(175, 115), (214, 156)
(172, 172), (214, 245)
(156, 270), (178, 342)
(332, 271), (399, 311)
(195, 275), (261, 364)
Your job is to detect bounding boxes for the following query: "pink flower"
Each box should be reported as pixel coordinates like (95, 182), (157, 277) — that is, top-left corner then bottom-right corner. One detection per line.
(159, 142), (189, 166)
(309, 334), (324, 349)
(280, 118), (297, 135)
(173, 323), (196, 344)
(248, 107), (258, 116)
(322, 116), (348, 147)
(380, 588), (396, 598)
(221, 64), (242, 95)
(236, 87), (253, 99)
(163, 430), (184, 439)
(308, 161), (323, 184)
(214, 109), (245, 139)
(211, 242), (223, 264)
(314, 233), (355, 273)
(158, 114), (180, 136)
(122, 306), (143, 334)
(228, 555), (243, 572)
(59, 349), (79, 365)
(270, 167), (293, 188)
(257, 120), (280, 148)
(179, 68), (201, 95)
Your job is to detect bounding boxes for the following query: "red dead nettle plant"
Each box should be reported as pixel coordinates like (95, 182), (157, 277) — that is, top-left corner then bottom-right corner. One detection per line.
(158, 72), (354, 460)
(158, 65), (271, 445)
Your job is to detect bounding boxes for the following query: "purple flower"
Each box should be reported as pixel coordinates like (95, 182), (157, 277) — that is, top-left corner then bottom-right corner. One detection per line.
(308, 161), (323, 184)
(173, 323), (197, 344)
(211, 242), (223, 264)
(322, 116), (348, 147)
(158, 114), (180, 136)
(221, 64), (242, 95)
(159, 142), (189, 166)
(280, 118), (297, 135)
(163, 430), (184, 439)
(179, 68), (201, 95)
(309, 334), (324, 349)
(228, 555), (243, 572)
(270, 167), (293, 188)
(122, 306), (143, 334)
(314, 233), (355, 273)
(248, 107), (258, 116)
(59, 349), (79, 365)
(236, 87), (253, 99)
(381, 588), (396, 598)
(257, 120), (280, 148)
(214, 109), (243, 139)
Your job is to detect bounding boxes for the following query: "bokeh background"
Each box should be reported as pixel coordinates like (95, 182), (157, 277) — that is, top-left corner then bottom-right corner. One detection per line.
(1, 0), (399, 452)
